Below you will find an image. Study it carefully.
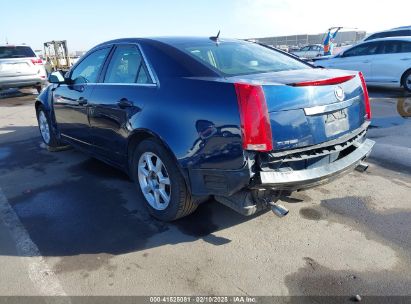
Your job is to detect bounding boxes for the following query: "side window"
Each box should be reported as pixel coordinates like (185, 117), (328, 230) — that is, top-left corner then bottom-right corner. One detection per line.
(378, 41), (403, 54)
(300, 46), (309, 51)
(400, 41), (411, 53)
(104, 45), (152, 84)
(343, 43), (378, 57)
(70, 48), (110, 84)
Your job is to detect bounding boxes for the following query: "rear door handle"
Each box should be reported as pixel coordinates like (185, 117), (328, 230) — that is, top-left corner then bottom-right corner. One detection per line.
(362, 60), (371, 63)
(400, 58), (411, 61)
(77, 97), (88, 105)
(117, 98), (134, 109)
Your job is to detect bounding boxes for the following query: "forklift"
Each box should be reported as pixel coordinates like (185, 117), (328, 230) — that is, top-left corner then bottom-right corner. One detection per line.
(43, 40), (71, 74)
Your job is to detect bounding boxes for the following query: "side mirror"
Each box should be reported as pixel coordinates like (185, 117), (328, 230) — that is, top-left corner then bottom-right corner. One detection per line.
(48, 71), (65, 84)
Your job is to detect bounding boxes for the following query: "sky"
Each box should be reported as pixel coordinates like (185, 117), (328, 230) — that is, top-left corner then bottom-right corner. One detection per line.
(1, 0), (410, 51)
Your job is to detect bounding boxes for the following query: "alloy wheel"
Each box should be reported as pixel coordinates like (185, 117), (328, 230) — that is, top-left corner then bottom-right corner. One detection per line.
(138, 152), (171, 210)
(38, 111), (50, 144)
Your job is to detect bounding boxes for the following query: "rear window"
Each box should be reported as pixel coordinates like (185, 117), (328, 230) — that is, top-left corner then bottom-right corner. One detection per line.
(0, 46), (36, 59)
(180, 41), (309, 76)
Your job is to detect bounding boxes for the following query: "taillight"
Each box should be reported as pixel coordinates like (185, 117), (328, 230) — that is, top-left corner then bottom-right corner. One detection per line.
(358, 72), (371, 120)
(234, 83), (273, 151)
(31, 58), (43, 65)
(290, 75), (356, 86)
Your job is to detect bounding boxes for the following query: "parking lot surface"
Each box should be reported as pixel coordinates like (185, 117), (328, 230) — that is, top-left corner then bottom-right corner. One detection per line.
(0, 88), (410, 298)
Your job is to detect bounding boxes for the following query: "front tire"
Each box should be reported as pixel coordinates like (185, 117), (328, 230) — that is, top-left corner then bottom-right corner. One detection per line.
(131, 139), (197, 221)
(36, 105), (61, 148)
(402, 70), (411, 93)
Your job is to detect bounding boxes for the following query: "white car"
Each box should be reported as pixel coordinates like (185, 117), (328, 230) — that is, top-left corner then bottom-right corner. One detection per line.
(291, 44), (324, 59)
(313, 37), (411, 92)
(0, 45), (47, 93)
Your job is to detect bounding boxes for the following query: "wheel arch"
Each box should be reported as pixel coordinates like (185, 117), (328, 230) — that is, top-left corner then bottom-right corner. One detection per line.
(126, 129), (190, 188)
(35, 85), (54, 112)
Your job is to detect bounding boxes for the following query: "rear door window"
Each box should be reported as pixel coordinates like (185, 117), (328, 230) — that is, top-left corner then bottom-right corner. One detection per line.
(400, 41), (411, 53)
(104, 45), (152, 84)
(376, 41), (411, 54)
(0, 46), (36, 59)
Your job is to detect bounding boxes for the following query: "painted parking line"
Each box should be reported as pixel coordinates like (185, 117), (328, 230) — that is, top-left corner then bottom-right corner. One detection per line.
(0, 187), (71, 301)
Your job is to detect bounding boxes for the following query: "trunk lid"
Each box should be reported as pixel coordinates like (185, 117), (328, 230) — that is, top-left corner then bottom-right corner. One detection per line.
(230, 69), (367, 151)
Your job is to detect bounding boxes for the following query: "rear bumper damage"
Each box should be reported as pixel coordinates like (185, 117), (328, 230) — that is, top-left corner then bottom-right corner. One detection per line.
(256, 138), (374, 191)
(212, 125), (375, 216)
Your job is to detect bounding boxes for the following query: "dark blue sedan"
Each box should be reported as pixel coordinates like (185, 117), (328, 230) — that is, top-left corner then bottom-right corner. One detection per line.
(35, 37), (374, 221)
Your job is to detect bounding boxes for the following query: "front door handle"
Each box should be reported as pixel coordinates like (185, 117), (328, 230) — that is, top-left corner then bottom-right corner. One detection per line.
(77, 97), (88, 105)
(362, 60), (371, 63)
(400, 58), (411, 61)
(117, 98), (134, 109)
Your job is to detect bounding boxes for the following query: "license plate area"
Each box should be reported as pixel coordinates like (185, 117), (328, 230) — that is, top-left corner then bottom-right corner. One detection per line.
(0, 62), (30, 73)
(324, 109), (349, 137)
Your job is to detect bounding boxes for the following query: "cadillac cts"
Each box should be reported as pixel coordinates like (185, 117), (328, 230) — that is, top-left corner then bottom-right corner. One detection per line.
(35, 37), (374, 221)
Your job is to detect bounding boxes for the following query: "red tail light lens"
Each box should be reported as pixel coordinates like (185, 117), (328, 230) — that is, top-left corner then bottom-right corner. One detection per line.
(31, 58), (43, 65)
(358, 72), (371, 120)
(290, 75), (356, 86)
(234, 83), (273, 151)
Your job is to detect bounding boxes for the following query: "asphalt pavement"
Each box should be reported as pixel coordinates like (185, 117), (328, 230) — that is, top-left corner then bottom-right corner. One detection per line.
(0, 87), (410, 300)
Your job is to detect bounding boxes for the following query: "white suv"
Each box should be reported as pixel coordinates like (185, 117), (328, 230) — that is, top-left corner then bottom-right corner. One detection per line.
(0, 45), (47, 93)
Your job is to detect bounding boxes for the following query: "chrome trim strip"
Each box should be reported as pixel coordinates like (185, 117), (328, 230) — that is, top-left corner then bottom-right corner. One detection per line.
(136, 44), (159, 86)
(259, 139), (375, 187)
(304, 96), (359, 116)
(95, 83), (157, 87)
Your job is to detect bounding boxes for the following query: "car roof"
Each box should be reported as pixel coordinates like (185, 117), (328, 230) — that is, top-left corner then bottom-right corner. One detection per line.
(364, 36), (411, 42)
(371, 27), (411, 34)
(94, 36), (242, 48)
(389, 26), (411, 30)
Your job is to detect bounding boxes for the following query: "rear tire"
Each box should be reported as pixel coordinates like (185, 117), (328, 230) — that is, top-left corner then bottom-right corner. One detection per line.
(131, 138), (197, 221)
(402, 69), (411, 93)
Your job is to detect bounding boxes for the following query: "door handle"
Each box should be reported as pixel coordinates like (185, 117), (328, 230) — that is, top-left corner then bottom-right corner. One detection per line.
(362, 60), (371, 63)
(117, 98), (134, 109)
(77, 97), (88, 105)
(400, 58), (411, 61)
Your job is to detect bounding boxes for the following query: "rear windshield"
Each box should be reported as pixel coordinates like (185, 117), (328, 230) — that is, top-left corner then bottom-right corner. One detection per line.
(180, 41), (309, 76)
(0, 46), (36, 59)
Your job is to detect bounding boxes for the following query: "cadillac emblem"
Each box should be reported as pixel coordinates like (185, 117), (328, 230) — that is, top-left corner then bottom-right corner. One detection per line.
(335, 86), (345, 101)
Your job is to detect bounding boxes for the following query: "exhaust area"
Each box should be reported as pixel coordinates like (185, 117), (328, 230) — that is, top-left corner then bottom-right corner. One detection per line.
(270, 203), (289, 217)
(355, 161), (369, 172)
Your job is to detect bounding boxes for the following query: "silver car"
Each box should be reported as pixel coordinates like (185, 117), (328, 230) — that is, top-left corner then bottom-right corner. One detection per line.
(291, 44), (324, 59)
(0, 45), (47, 93)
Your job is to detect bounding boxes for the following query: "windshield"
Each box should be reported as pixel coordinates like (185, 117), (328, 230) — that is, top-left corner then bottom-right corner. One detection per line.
(0, 46), (36, 59)
(181, 40), (310, 76)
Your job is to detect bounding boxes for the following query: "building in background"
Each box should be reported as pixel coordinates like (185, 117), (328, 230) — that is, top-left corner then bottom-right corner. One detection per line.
(249, 30), (366, 52)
